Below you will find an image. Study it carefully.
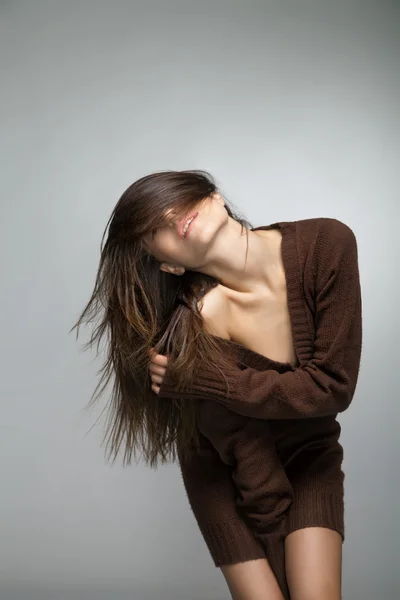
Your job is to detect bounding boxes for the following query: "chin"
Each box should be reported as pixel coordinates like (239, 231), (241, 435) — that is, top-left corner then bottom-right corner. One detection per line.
(194, 218), (222, 244)
(191, 217), (227, 259)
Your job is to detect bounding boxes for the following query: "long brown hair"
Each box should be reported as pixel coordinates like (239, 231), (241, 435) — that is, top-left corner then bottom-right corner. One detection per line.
(70, 170), (253, 468)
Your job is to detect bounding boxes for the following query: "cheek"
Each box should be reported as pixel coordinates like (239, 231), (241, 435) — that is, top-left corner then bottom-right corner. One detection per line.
(155, 234), (182, 263)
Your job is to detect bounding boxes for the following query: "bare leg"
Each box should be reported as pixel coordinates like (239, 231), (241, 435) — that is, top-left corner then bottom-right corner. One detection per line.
(220, 558), (286, 600)
(285, 527), (342, 600)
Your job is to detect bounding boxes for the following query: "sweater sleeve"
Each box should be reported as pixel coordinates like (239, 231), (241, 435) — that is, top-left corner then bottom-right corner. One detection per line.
(197, 399), (293, 538)
(177, 428), (267, 567)
(160, 220), (362, 419)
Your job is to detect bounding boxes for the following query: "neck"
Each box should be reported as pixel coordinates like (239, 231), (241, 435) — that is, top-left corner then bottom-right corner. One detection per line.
(193, 217), (278, 294)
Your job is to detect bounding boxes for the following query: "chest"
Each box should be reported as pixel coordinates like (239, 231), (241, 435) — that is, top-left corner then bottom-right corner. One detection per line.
(227, 268), (299, 368)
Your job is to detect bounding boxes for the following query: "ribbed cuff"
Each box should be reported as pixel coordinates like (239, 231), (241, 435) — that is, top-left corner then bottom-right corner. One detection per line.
(159, 368), (226, 402)
(287, 484), (345, 540)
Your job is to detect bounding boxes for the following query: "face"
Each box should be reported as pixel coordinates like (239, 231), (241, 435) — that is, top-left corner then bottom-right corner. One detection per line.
(142, 192), (228, 275)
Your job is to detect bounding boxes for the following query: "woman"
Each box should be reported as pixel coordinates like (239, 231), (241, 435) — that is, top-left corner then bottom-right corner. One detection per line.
(72, 170), (362, 600)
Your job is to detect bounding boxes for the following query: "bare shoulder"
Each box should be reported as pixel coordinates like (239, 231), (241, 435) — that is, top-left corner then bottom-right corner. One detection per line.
(199, 284), (231, 340)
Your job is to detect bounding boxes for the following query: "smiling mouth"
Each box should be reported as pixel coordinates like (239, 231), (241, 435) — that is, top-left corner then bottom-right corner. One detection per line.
(182, 213), (198, 238)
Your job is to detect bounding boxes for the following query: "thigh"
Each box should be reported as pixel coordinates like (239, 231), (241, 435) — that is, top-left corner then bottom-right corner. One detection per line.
(285, 527), (342, 600)
(220, 559), (286, 600)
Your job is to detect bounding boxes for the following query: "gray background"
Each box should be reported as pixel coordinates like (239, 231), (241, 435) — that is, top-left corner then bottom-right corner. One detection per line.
(1, 1), (399, 599)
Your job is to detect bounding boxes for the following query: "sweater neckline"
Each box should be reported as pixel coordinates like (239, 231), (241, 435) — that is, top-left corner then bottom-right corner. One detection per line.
(210, 220), (313, 370)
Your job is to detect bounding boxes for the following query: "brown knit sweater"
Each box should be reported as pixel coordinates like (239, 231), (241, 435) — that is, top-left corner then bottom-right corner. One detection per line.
(158, 217), (362, 597)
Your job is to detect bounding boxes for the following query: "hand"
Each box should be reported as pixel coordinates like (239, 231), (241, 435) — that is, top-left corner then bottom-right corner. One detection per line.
(148, 348), (168, 395)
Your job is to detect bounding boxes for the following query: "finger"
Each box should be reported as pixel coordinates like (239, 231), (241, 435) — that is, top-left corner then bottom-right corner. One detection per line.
(151, 383), (160, 394)
(150, 353), (169, 367)
(149, 363), (166, 376)
(150, 373), (164, 385)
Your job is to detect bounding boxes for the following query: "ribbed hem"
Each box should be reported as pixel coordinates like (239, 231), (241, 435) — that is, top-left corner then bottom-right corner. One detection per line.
(287, 484), (345, 540)
(199, 518), (266, 567)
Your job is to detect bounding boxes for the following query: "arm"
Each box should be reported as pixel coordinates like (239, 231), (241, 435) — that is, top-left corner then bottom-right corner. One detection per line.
(177, 427), (267, 567)
(197, 399), (293, 537)
(160, 220), (362, 419)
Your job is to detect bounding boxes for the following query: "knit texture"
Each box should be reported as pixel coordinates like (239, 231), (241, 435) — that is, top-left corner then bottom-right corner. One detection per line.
(159, 218), (362, 598)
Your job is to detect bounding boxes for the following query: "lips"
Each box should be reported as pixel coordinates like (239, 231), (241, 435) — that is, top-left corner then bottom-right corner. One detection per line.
(179, 212), (198, 238)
